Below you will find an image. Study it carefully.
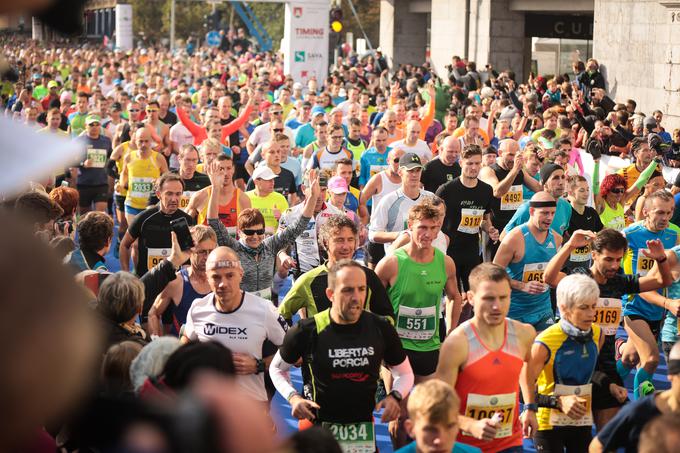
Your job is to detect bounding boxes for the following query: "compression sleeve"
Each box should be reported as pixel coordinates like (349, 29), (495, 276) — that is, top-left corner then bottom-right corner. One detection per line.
(269, 351), (298, 401)
(388, 357), (415, 398)
(592, 160), (600, 196)
(633, 160), (659, 190)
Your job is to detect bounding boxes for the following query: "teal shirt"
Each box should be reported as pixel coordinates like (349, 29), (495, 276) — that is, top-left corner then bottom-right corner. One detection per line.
(503, 197), (572, 236)
(396, 441), (481, 453)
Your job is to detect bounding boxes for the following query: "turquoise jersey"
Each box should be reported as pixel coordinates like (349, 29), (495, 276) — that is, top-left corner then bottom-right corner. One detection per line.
(662, 245), (680, 343)
(359, 146), (391, 187)
(503, 197), (572, 236)
(294, 123), (317, 148)
(506, 223), (557, 326)
(622, 223), (678, 320)
(523, 172), (540, 200)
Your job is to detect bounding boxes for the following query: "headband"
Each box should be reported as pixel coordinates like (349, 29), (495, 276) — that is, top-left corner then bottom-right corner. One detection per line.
(529, 200), (557, 208)
(206, 260), (241, 270)
(668, 359), (680, 375)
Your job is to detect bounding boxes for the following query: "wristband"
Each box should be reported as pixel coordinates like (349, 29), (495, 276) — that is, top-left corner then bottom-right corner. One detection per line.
(286, 390), (300, 402)
(657, 256), (668, 264)
(256, 358), (265, 374)
(524, 403), (539, 412)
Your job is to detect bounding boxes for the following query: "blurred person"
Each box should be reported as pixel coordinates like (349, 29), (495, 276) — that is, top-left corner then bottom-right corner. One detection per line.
(97, 271), (149, 350)
(14, 190), (64, 240)
(100, 341), (144, 398)
(68, 211), (114, 272)
(129, 337), (181, 393)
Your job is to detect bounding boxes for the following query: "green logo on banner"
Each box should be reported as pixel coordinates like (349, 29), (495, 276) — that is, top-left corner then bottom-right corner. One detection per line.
(294, 51), (305, 62)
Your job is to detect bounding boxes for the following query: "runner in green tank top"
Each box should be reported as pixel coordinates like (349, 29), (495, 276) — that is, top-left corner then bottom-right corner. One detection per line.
(376, 200), (462, 449)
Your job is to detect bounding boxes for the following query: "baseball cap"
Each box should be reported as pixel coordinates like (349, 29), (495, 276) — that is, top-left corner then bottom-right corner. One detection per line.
(259, 101), (272, 113)
(85, 114), (101, 125)
(293, 82), (303, 90)
(252, 166), (277, 181)
(47, 80), (59, 89)
(111, 102), (123, 112)
(643, 116), (657, 130)
(134, 94), (146, 102)
(538, 137), (555, 149)
(399, 153), (423, 170)
(311, 106), (326, 117)
(327, 176), (349, 194)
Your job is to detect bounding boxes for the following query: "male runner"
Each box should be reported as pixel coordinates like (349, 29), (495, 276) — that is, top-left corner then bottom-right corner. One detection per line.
(562, 175), (603, 275)
(189, 154), (251, 233)
(493, 192), (562, 331)
(119, 172), (194, 278)
(359, 126), (390, 189)
(147, 225), (217, 337)
(70, 114), (113, 213)
(279, 214), (395, 322)
(176, 144), (210, 211)
(270, 260), (414, 451)
(376, 202), (462, 447)
(182, 246), (288, 404)
(391, 120), (433, 163)
(421, 135), (461, 193)
(436, 263), (536, 452)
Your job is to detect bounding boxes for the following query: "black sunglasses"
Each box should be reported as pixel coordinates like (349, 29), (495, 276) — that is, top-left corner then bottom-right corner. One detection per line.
(610, 188), (625, 194)
(273, 128), (283, 133)
(242, 228), (265, 236)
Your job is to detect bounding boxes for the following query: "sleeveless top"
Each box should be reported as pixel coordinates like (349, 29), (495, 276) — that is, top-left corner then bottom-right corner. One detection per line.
(171, 267), (209, 335)
(456, 319), (524, 451)
(388, 248), (447, 352)
(125, 150), (162, 209)
(599, 201), (625, 230)
(197, 187), (242, 237)
(114, 141), (132, 197)
(506, 224), (556, 325)
(490, 163), (525, 230)
(371, 171), (401, 212)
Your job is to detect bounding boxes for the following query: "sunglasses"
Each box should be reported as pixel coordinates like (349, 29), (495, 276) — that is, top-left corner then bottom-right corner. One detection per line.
(242, 228), (265, 236)
(146, 108), (159, 113)
(270, 111), (283, 115)
(129, 109), (140, 112)
(610, 188), (625, 194)
(273, 128), (283, 133)
(88, 122), (100, 126)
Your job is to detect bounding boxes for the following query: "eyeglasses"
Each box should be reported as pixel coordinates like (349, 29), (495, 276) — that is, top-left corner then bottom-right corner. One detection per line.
(129, 109), (140, 112)
(331, 135), (344, 140)
(270, 111), (283, 115)
(273, 128), (283, 133)
(88, 123), (100, 127)
(242, 228), (265, 236)
(146, 108), (159, 113)
(610, 188), (625, 194)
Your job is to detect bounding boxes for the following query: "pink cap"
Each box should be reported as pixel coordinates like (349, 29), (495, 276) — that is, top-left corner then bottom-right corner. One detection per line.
(327, 176), (348, 194)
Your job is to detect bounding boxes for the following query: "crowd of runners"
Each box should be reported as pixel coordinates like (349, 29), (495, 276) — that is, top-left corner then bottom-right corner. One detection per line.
(4, 35), (680, 453)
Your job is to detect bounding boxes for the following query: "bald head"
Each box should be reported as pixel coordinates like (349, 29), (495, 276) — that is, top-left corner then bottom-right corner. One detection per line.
(529, 191), (557, 232)
(206, 246), (241, 271)
(440, 136), (461, 165)
(499, 139), (519, 155)
(135, 128), (152, 151)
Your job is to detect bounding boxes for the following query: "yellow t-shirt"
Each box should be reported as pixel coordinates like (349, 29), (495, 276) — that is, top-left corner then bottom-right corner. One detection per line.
(245, 190), (289, 233)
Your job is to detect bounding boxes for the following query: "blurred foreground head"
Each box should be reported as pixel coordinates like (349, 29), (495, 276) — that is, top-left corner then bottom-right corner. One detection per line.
(0, 215), (100, 449)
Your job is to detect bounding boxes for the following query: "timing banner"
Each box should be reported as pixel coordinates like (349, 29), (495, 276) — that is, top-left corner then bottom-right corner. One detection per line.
(283, 1), (329, 85)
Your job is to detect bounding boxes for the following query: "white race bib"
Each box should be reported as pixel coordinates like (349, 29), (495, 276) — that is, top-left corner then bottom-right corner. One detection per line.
(522, 262), (547, 284)
(549, 384), (592, 427)
(87, 148), (107, 168)
(569, 245), (591, 263)
(129, 177), (155, 199)
(396, 305), (437, 340)
(322, 421), (375, 453)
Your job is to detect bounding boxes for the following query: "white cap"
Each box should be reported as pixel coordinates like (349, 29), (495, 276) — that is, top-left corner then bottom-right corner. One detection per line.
(252, 166), (277, 181)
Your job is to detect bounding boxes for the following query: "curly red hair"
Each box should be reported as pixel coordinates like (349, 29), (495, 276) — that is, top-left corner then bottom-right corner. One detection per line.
(600, 174), (627, 198)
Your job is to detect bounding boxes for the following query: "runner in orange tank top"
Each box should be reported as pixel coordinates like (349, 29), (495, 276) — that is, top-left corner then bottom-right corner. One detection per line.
(436, 263), (536, 453)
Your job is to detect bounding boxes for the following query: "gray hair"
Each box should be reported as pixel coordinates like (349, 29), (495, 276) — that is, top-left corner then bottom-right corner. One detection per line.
(556, 274), (599, 312)
(129, 337), (181, 392)
(97, 271), (144, 323)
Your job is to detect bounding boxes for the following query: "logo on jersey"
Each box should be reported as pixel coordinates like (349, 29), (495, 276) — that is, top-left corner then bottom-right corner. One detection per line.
(277, 314), (289, 332)
(203, 322), (247, 337)
(328, 347), (375, 367)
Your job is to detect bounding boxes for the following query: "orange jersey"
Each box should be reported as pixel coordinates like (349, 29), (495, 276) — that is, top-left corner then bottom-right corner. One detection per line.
(455, 319), (524, 452)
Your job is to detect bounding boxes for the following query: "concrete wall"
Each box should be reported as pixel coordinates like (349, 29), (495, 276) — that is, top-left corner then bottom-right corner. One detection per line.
(429, 0), (467, 76)
(380, 0), (429, 66)
(594, 0), (680, 130)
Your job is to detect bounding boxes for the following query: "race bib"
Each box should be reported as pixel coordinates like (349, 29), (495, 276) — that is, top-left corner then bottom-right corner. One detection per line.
(147, 247), (171, 270)
(500, 185), (523, 210)
(550, 384), (592, 427)
(636, 250), (655, 277)
(522, 262), (547, 283)
(129, 177), (155, 200)
(87, 148), (107, 168)
(180, 190), (195, 210)
(396, 305), (437, 340)
(322, 421), (375, 453)
(570, 245), (591, 263)
(369, 164), (387, 178)
(465, 392), (516, 438)
(595, 298), (622, 336)
(458, 208), (484, 234)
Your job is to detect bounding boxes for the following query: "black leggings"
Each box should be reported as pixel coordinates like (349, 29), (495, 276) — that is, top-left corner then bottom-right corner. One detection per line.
(534, 426), (592, 453)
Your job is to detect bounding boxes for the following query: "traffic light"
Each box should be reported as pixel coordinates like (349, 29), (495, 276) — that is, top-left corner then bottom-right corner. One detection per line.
(330, 7), (343, 33)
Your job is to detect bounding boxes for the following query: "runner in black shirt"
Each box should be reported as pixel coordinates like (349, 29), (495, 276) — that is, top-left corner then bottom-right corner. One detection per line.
(176, 144), (211, 211)
(564, 175), (603, 274)
(436, 145), (498, 298)
(544, 229), (670, 429)
(270, 260), (414, 452)
(120, 173), (195, 280)
(421, 136), (461, 193)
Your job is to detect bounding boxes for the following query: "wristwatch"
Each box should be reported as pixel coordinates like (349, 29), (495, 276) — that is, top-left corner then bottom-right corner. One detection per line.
(388, 390), (403, 403)
(256, 358), (265, 374)
(524, 403), (539, 412)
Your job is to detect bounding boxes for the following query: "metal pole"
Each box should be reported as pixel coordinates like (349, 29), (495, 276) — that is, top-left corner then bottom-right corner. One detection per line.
(170, 0), (176, 51)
